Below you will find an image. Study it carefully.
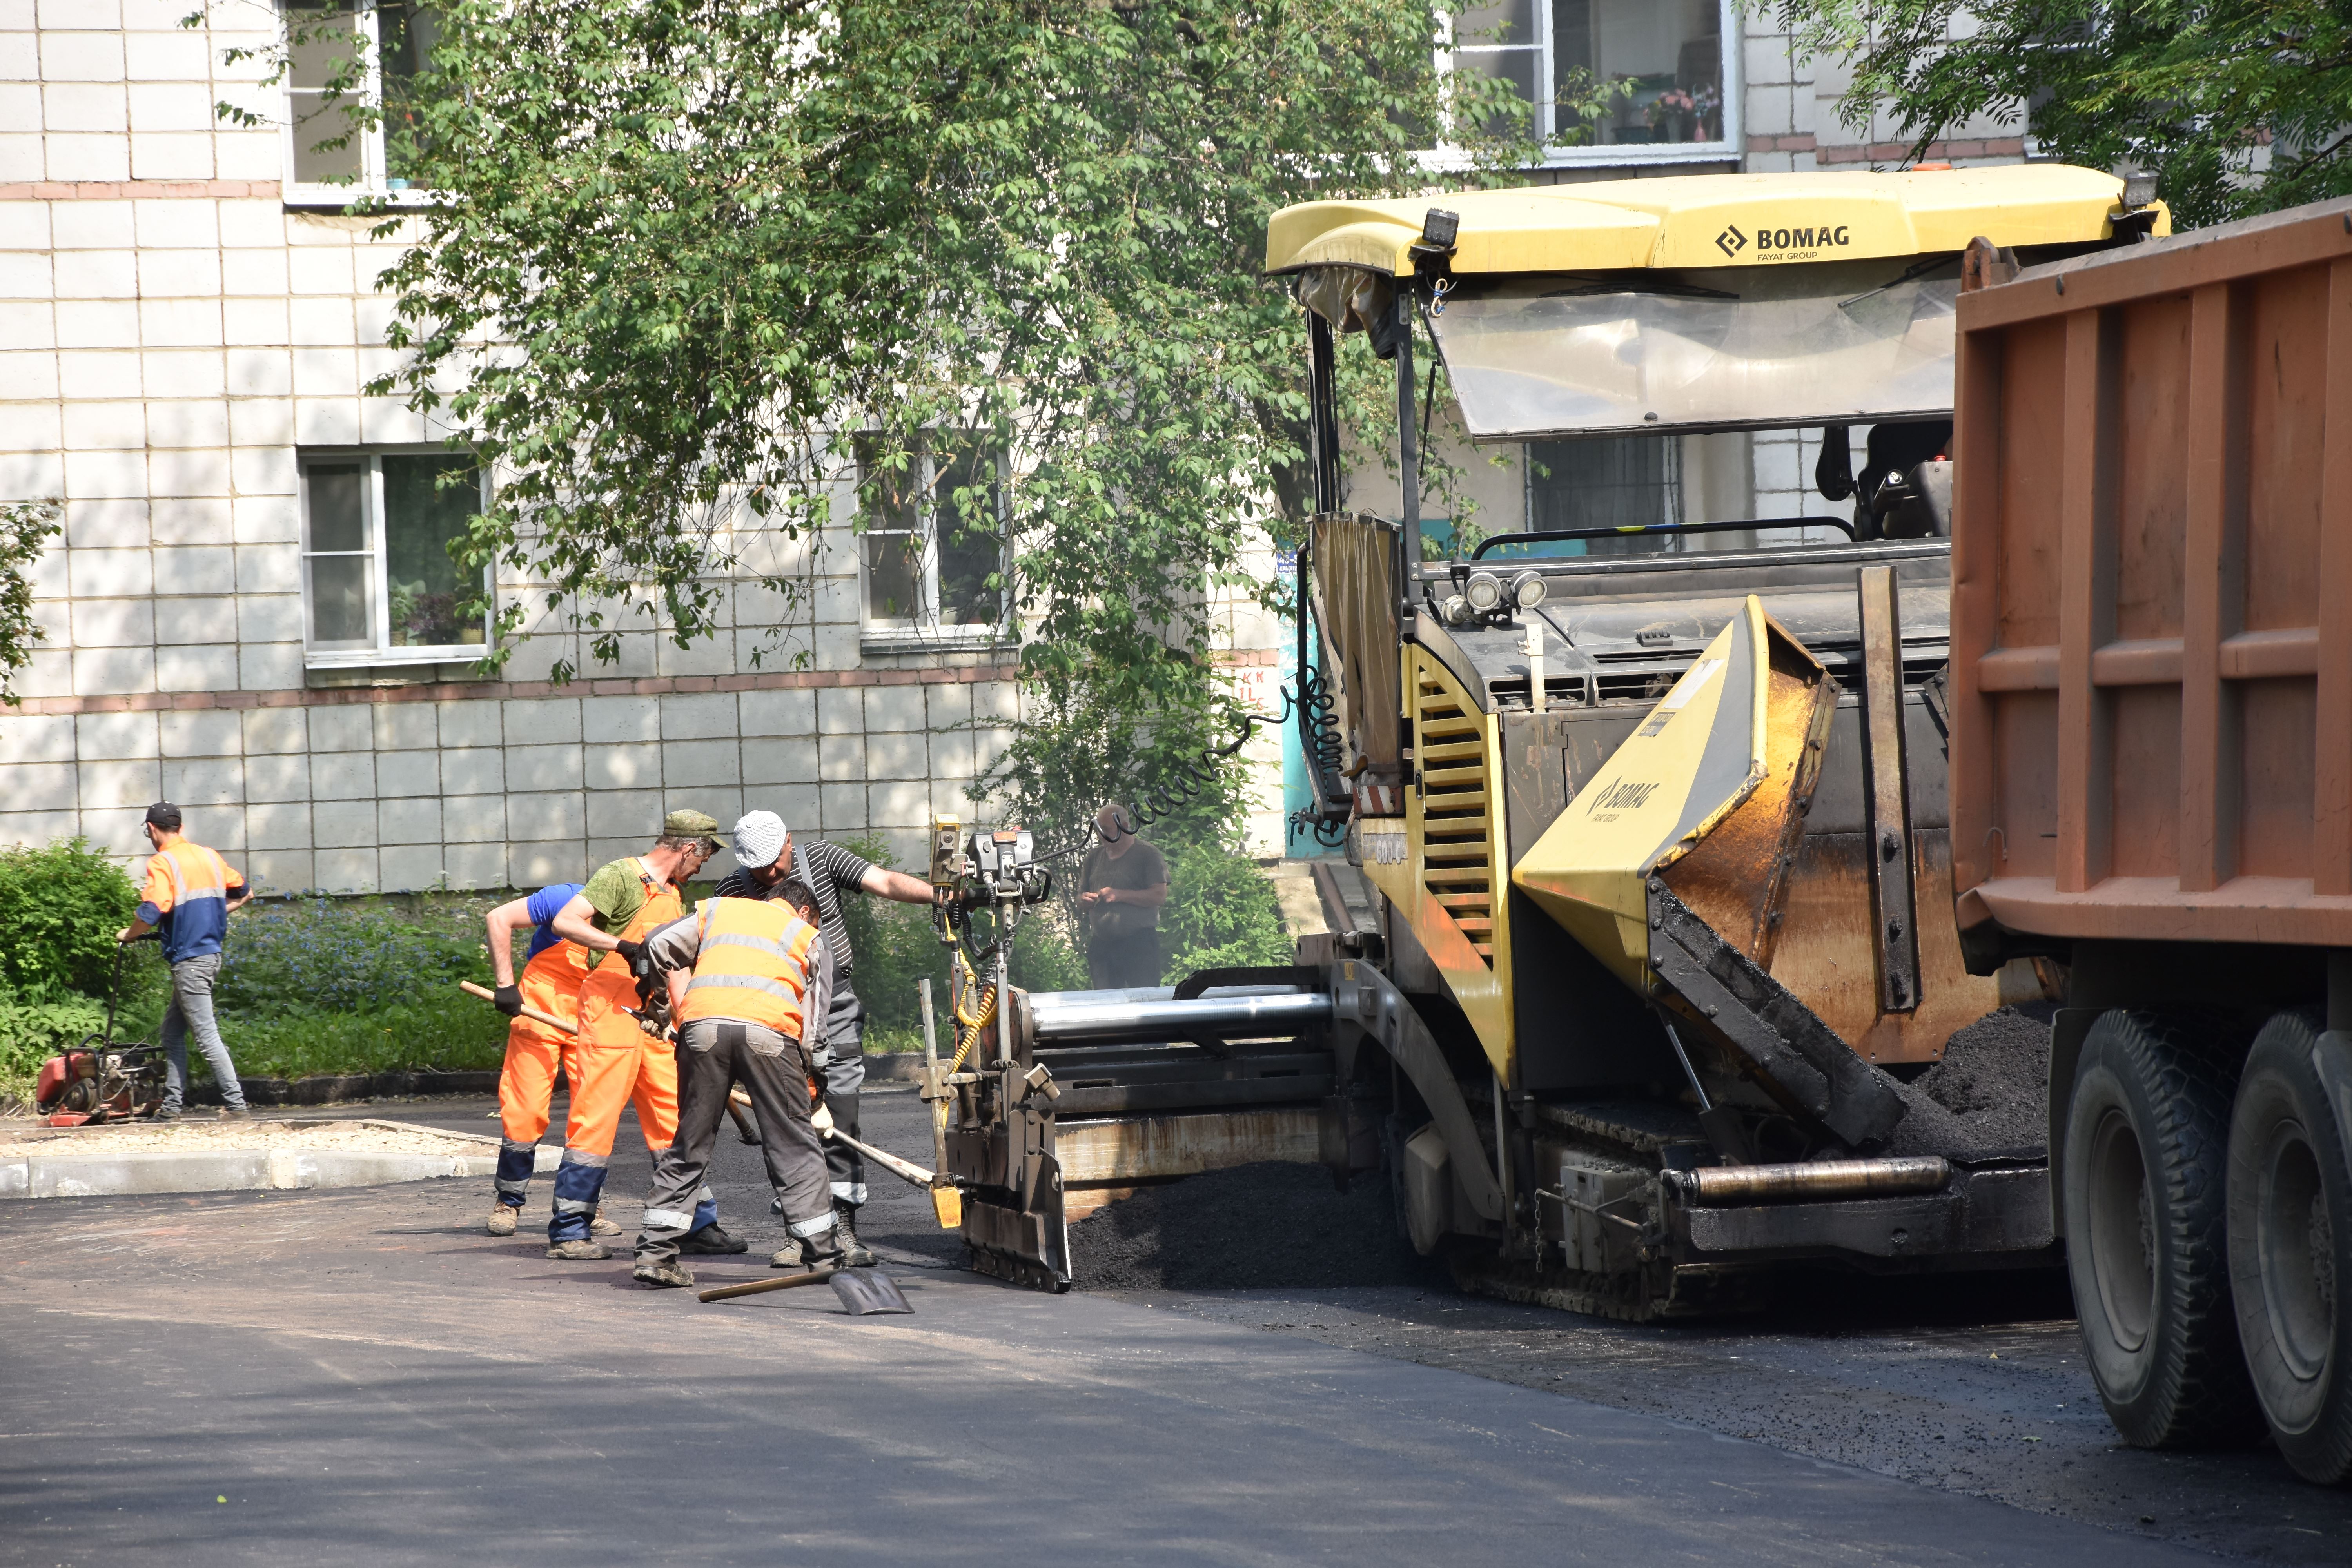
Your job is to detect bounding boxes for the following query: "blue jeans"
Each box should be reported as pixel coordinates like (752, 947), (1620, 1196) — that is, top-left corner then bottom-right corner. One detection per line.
(161, 953), (245, 1111)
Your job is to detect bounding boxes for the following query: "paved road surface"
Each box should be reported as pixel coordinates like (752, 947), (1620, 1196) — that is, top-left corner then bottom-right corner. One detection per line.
(2, 1087), (2345, 1565)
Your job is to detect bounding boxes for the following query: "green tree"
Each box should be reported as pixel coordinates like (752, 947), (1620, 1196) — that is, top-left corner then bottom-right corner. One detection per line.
(200, 0), (1536, 850)
(1766, 0), (2352, 228)
(0, 499), (60, 707)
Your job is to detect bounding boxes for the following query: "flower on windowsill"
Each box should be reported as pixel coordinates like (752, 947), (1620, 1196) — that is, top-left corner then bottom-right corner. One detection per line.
(1645, 88), (1696, 131)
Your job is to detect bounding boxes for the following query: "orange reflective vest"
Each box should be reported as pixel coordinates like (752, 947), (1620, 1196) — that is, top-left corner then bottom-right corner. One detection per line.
(676, 897), (817, 1039)
(577, 859), (684, 1051)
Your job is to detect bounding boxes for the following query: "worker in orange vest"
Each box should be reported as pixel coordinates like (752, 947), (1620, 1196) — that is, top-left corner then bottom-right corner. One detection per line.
(629, 811), (840, 1289)
(544, 810), (737, 1261)
(116, 802), (253, 1120)
(477, 881), (627, 1238)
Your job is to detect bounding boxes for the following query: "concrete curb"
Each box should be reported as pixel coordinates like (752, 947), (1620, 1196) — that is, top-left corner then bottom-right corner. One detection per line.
(0, 1118), (559, 1201)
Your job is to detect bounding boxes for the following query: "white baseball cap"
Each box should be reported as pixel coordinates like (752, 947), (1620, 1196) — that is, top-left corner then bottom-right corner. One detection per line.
(730, 810), (788, 869)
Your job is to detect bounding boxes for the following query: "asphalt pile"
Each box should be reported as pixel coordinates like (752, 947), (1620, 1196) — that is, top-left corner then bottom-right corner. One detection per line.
(1067, 1162), (1447, 1293)
(1887, 1007), (2052, 1161)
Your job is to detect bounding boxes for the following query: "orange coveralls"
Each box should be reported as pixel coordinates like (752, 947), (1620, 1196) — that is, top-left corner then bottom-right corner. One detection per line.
(491, 934), (590, 1209)
(547, 861), (706, 1245)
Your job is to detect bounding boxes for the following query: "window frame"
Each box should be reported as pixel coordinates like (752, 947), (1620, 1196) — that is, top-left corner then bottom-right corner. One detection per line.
(298, 446), (492, 669)
(277, 1), (439, 210)
(1438, 0), (1743, 170)
(854, 435), (1014, 654)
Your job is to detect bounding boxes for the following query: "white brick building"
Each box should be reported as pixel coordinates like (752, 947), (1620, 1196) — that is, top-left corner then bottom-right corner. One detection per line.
(1, 2), (2018, 889)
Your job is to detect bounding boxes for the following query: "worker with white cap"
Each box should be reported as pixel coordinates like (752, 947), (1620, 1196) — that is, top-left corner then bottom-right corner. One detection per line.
(628, 811), (840, 1288)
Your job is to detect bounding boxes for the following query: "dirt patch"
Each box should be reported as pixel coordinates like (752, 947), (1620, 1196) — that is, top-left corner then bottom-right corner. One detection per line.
(4, 1119), (493, 1158)
(1067, 1161), (1448, 1292)
(1889, 1007), (2051, 1161)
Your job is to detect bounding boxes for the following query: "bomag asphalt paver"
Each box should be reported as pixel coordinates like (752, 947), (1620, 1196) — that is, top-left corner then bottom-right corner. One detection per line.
(933, 166), (2172, 1319)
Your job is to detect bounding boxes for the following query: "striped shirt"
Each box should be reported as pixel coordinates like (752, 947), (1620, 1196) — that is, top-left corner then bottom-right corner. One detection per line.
(711, 838), (876, 977)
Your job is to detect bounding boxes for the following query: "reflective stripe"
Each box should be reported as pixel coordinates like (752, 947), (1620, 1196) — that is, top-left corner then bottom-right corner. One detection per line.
(499, 1139), (538, 1156)
(552, 1198), (597, 1214)
(789, 1213), (840, 1239)
(830, 1181), (868, 1206)
(555, 1149), (609, 1170)
(641, 1207), (697, 1230)
(685, 973), (799, 1000)
(705, 931), (795, 960)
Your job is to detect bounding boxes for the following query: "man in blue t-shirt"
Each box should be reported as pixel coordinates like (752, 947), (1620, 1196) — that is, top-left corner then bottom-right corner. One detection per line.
(478, 882), (626, 1237)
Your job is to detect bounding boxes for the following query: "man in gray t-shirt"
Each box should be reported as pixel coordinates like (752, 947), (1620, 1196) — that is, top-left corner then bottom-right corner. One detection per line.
(1077, 805), (1169, 990)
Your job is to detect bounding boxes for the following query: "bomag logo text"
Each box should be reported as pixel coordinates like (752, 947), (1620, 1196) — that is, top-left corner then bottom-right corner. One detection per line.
(1585, 779), (1661, 816)
(1721, 219), (1854, 259)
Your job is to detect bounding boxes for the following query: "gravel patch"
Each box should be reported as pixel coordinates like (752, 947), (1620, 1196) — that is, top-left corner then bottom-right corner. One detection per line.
(1889, 1007), (2052, 1162)
(4, 1119), (492, 1158)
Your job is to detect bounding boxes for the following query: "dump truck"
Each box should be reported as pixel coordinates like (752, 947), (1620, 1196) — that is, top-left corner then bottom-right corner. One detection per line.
(1947, 196), (2352, 1483)
(933, 165), (2165, 1296)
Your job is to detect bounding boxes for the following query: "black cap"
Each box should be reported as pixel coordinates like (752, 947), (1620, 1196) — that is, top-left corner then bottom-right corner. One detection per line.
(144, 801), (182, 831)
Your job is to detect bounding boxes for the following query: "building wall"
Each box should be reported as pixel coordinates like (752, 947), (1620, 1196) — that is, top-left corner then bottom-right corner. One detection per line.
(0, 1), (1293, 886)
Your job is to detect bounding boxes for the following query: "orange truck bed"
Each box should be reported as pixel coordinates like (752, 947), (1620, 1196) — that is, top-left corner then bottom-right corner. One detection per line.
(1949, 200), (2352, 947)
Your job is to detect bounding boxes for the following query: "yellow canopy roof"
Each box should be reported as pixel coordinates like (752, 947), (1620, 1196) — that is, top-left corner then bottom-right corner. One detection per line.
(1265, 165), (2162, 276)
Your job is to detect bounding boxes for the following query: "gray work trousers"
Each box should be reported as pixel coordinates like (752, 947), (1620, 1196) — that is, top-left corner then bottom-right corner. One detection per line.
(821, 982), (866, 1207)
(160, 953), (244, 1111)
(637, 1017), (832, 1266)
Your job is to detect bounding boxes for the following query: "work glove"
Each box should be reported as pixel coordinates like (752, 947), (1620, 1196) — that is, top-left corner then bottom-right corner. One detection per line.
(614, 937), (649, 974)
(492, 984), (523, 1018)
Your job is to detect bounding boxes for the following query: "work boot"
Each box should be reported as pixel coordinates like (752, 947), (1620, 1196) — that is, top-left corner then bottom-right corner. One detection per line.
(218, 1106), (254, 1121)
(545, 1239), (611, 1261)
(485, 1205), (519, 1237)
(832, 1201), (877, 1268)
(589, 1207), (624, 1238)
(771, 1227), (846, 1271)
(678, 1223), (749, 1256)
(633, 1256), (694, 1289)
(154, 1105), (180, 1122)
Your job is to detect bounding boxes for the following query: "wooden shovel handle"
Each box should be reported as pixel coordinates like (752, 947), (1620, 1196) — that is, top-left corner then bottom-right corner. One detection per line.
(458, 980), (581, 1037)
(698, 1265), (841, 1303)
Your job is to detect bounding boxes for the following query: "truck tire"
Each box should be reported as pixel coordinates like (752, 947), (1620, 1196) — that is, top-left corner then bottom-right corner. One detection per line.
(2227, 1009), (2352, 1485)
(2063, 1009), (2263, 1448)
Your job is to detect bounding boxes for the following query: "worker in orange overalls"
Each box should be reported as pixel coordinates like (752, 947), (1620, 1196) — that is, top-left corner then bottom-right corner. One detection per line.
(543, 810), (740, 1261)
(477, 880), (620, 1238)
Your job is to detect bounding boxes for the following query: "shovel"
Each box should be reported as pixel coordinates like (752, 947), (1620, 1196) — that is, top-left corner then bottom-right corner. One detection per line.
(696, 1263), (913, 1314)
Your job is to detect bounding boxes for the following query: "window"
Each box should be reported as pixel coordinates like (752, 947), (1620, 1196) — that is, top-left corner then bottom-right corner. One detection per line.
(300, 452), (487, 666)
(1445, 0), (1735, 163)
(1526, 434), (1682, 555)
(280, 2), (438, 203)
(855, 435), (1009, 646)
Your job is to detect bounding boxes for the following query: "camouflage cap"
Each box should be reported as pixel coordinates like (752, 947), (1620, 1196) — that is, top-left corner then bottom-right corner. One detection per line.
(662, 808), (721, 842)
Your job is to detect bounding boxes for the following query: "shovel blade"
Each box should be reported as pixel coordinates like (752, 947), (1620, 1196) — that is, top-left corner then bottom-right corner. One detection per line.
(829, 1268), (913, 1315)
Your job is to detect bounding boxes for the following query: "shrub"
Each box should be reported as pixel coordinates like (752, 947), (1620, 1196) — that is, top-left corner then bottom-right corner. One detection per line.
(215, 894), (493, 1016)
(0, 995), (109, 1094)
(0, 836), (142, 1000)
(1159, 840), (1293, 982)
(223, 988), (507, 1080)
